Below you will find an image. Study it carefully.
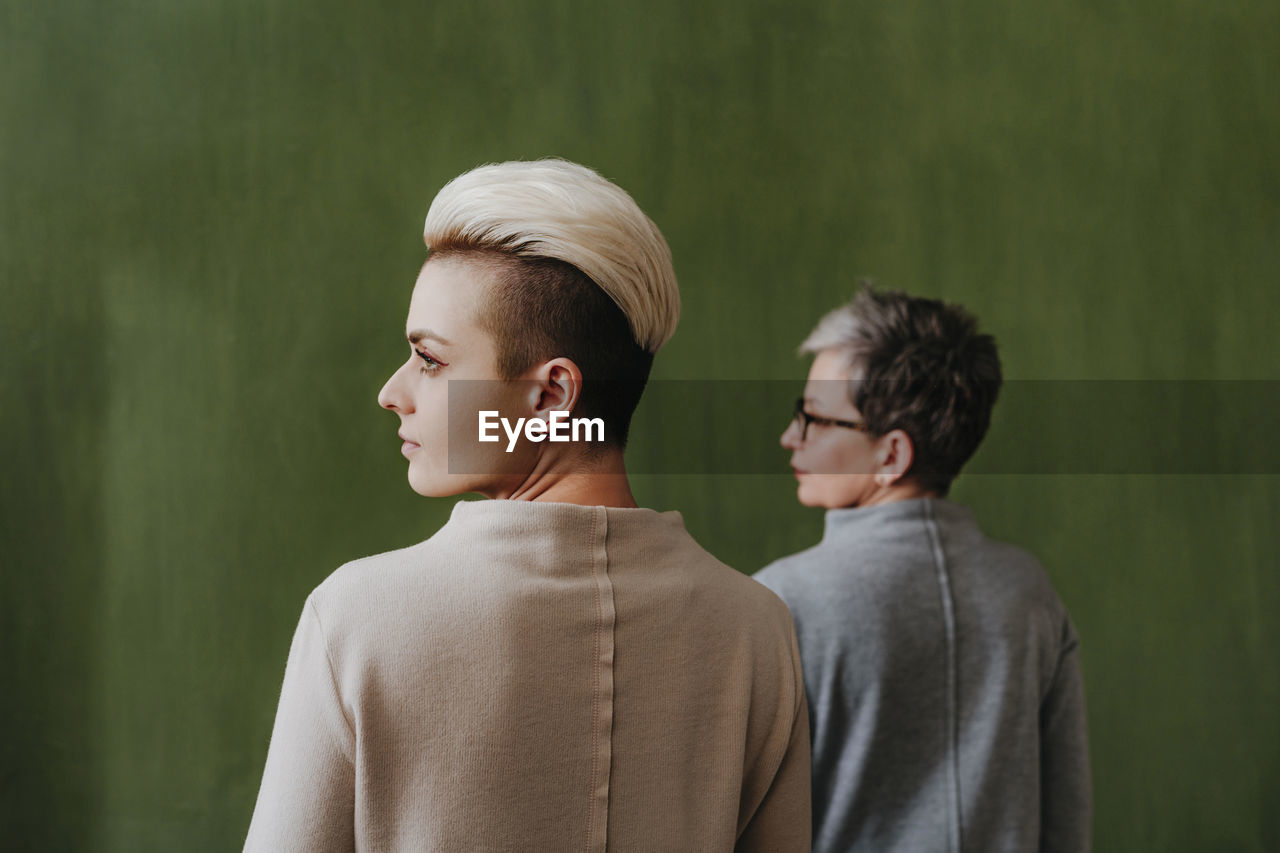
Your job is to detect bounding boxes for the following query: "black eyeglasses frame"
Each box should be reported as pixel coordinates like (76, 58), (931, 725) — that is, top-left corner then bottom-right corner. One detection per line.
(792, 397), (871, 442)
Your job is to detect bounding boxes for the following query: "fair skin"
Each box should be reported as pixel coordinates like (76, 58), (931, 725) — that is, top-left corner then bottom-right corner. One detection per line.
(780, 348), (936, 509)
(377, 254), (639, 508)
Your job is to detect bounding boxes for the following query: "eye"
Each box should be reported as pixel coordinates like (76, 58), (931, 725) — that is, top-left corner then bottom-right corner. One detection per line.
(415, 348), (443, 374)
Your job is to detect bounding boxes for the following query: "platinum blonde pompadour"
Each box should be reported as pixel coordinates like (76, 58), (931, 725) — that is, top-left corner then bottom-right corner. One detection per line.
(423, 159), (681, 353)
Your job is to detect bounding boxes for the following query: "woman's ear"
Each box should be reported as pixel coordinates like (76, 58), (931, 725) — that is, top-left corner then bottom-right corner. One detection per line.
(874, 429), (916, 487)
(523, 357), (584, 417)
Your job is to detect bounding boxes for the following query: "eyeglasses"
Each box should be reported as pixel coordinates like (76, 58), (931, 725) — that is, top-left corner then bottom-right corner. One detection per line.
(792, 397), (869, 442)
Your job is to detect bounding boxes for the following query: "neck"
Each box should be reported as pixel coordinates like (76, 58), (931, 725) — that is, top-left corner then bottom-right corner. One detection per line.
(857, 479), (937, 509)
(490, 448), (639, 508)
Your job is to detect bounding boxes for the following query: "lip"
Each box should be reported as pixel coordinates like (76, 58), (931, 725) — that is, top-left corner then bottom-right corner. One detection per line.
(399, 432), (420, 456)
(791, 466), (807, 478)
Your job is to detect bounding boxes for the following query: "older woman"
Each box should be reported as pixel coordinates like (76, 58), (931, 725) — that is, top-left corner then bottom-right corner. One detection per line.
(245, 160), (809, 852)
(756, 287), (1091, 853)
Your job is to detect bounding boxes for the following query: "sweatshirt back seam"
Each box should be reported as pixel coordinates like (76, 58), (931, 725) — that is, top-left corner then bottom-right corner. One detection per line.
(922, 499), (964, 853)
(585, 507), (616, 853)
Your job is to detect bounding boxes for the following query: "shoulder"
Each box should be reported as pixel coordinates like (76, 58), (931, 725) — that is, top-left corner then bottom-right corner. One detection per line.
(645, 528), (800, 648)
(752, 542), (834, 609)
(302, 525), (463, 647)
(967, 532), (1067, 611)
(942, 518), (1078, 657)
(686, 548), (806, 691)
(967, 536), (1081, 685)
(927, 500), (1063, 601)
(293, 527), (481, 678)
(679, 534), (799, 629)
(311, 538), (435, 605)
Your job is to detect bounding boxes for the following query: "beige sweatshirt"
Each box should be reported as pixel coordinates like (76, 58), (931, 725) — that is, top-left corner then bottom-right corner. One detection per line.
(244, 499), (810, 852)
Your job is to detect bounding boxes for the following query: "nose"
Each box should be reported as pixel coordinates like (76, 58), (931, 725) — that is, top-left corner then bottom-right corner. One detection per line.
(378, 359), (414, 413)
(780, 418), (802, 451)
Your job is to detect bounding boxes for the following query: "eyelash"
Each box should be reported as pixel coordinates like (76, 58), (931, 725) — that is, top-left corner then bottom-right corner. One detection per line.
(415, 349), (443, 374)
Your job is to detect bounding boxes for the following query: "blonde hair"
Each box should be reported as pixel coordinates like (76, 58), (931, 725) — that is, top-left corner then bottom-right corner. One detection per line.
(423, 159), (680, 353)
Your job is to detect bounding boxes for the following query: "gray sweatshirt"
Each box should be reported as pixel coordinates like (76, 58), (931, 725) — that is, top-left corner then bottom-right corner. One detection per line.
(755, 498), (1091, 853)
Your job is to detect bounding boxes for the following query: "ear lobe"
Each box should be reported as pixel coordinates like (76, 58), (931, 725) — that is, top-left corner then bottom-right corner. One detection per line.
(878, 429), (916, 485)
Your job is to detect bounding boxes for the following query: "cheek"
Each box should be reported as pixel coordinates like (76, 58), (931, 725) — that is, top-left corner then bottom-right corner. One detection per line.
(410, 382), (531, 489)
(402, 385), (452, 477)
(796, 435), (853, 475)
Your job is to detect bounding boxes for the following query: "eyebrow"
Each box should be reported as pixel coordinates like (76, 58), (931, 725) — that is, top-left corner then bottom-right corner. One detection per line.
(407, 328), (451, 346)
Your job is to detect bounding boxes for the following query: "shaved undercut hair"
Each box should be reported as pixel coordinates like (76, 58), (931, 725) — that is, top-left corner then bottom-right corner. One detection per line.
(423, 159), (681, 446)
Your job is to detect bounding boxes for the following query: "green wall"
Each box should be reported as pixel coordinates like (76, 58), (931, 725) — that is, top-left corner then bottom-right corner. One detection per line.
(3, 0), (1277, 849)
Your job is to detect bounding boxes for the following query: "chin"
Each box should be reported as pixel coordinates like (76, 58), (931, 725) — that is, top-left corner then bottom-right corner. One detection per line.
(407, 478), (449, 498)
(407, 466), (464, 498)
(408, 481), (456, 498)
(796, 479), (860, 510)
(795, 482), (824, 508)
(409, 464), (511, 499)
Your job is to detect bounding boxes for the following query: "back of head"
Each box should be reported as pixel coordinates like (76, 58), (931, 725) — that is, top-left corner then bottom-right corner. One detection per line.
(423, 160), (680, 446)
(802, 285), (1003, 494)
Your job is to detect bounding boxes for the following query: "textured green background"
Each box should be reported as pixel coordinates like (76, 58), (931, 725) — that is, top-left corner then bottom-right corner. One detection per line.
(3, 0), (1277, 849)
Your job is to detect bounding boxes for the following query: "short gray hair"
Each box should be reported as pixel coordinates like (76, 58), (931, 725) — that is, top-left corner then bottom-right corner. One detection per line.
(801, 284), (1003, 494)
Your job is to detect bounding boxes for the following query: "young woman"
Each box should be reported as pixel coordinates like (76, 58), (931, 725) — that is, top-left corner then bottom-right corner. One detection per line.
(757, 287), (1091, 853)
(244, 160), (810, 852)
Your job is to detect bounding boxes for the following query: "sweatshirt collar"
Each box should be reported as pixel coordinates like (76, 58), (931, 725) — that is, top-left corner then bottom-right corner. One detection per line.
(821, 497), (975, 544)
(449, 498), (685, 540)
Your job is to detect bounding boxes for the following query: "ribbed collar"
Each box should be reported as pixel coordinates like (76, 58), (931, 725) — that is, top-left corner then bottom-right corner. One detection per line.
(449, 498), (686, 541)
(821, 497), (977, 545)
(430, 499), (694, 581)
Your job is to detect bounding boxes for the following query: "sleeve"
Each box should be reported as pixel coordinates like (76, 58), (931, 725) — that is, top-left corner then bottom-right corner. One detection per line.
(1039, 616), (1093, 853)
(244, 596), (356, 853)
(735, 626), (813, 853)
